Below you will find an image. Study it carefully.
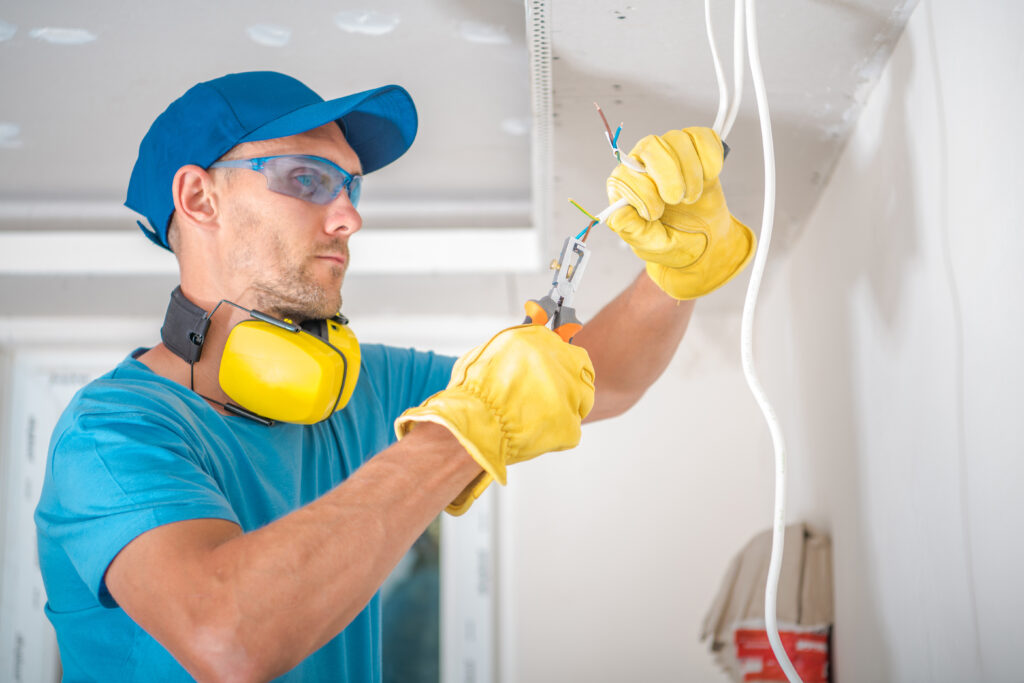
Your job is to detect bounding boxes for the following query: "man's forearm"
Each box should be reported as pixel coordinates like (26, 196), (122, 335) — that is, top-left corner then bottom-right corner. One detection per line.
(572, 270), (694, 421)
(214, 423), (479, 677)
(106, 423), (481, 682)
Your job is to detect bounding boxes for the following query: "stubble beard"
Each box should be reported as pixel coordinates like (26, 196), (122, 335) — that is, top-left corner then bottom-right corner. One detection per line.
(233, 208), (347, 322)
(252, 263), (344, 323)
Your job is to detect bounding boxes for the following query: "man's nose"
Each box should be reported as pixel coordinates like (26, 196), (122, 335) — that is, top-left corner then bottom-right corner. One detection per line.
(325, 193), (362, 236)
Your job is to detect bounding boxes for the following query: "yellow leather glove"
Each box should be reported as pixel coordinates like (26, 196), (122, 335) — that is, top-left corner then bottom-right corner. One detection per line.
(606, 127), (756, 299)
(395, 325), (595, 515)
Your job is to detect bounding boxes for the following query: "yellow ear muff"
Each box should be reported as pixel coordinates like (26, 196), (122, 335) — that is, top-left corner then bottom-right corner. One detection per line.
(325, 317), (361, 410)
(219, 318), (360, 424)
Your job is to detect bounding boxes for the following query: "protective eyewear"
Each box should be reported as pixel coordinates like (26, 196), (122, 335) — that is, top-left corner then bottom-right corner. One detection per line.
(209, 154), (362, 207)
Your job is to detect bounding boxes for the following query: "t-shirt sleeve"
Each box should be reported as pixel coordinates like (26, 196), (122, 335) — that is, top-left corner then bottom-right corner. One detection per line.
(36, 409), (239, 607)
(359, 344), (457, 426)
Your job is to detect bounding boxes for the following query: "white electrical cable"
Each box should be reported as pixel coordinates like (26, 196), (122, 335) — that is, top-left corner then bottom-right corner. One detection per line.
(595, 197), (628, 223)
(739, 0), (802, 681)
(705, 0), (730, 135)
(594, 0), (738, 223)
(587, 3), (800, 679)
(720, 0), (746, 140)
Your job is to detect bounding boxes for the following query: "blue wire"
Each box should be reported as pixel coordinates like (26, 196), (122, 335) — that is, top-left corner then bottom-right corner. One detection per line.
(575, 219), (598, 240)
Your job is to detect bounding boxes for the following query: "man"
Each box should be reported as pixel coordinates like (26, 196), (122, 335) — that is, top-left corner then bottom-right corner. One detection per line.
(34, 71), (753, 681)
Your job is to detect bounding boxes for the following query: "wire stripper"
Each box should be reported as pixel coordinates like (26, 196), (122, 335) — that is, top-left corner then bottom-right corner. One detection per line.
(523, 235), (591, 343)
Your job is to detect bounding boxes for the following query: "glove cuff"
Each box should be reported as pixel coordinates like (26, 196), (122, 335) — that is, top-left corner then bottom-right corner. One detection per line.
(445, 471), (495, 516)
(395, 385), (511, 487)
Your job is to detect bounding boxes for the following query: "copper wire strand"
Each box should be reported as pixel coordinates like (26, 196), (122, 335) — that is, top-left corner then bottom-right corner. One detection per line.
(594, 102), (625, 162)
(594, 102), (615, 144)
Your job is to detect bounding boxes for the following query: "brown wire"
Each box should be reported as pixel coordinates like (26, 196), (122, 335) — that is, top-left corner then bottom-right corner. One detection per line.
(594, 102), (615, 144)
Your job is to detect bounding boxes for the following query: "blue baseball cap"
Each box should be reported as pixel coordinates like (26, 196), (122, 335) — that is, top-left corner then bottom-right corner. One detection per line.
(125, 71), (417, 250)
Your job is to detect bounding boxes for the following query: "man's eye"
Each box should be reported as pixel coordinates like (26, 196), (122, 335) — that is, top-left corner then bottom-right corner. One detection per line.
(288, 169), (324, 192)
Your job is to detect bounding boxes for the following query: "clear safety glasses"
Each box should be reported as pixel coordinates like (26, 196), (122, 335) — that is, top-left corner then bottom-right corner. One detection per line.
(209, 154), (362, 207)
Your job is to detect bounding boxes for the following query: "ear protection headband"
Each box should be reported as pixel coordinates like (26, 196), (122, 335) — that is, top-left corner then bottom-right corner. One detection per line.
(161, 286), (360, 426)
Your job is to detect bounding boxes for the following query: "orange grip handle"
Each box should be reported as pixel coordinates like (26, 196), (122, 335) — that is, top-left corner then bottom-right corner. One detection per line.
(523, 299), (550, 326)
(551, 322), (582, 343)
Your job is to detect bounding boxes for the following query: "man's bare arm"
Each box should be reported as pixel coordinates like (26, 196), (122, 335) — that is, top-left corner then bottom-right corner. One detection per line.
(105, 423), (480, 683)
(572, 270), (694, 421)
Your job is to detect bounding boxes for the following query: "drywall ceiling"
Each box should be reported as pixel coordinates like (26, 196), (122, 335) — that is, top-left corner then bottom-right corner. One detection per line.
(0, 0), (918, 317)
(0, 0), (533, 227)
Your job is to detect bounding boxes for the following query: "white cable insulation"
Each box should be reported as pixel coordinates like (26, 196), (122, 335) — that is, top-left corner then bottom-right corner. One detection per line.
(705, 0), (730, 135)
(740, 0), (802, 681)
(620, 154), (646, 173)
(596, 198), (629, 223)
(587, 5), (797, 679)
(721, 0), (746, 140)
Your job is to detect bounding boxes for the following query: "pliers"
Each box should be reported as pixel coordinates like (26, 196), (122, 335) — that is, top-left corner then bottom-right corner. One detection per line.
(523, 235), (591, 343)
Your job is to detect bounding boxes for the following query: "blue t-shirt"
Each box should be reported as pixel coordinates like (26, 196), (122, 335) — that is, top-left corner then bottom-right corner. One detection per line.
(34, 344), (456, 682)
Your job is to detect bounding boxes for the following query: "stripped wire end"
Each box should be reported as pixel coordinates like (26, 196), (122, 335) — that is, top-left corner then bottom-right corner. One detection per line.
(568, 198), (599, 224)
(594, 101), (646, 174)
(569, 198), (601, 242)
(576, 219), (599, 243)
(594, 102), (626, 163)
(594, 102), (614, 142)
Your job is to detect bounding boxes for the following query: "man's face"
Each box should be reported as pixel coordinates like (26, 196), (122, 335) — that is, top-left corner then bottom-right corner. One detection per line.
(211, 123), (363, 322)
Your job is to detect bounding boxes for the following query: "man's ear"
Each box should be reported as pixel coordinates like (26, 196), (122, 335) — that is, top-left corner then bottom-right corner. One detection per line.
(171, 165), (219, 228)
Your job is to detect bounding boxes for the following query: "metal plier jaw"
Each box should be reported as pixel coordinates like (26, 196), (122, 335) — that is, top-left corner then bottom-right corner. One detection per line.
(523, 236), (591, 343)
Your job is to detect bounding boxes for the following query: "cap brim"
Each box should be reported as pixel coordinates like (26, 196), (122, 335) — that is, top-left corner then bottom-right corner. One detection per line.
(240, 85), (417, 174)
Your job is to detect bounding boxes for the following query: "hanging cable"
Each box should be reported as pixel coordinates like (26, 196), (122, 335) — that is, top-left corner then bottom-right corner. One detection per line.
(582, 0), (739, 236)
(721, 0), (746, 140)
(705, 0), (730, 135)
(567, 3), (800, 679)
(573, 29), (798, 671)
(738, 0), (801, 680)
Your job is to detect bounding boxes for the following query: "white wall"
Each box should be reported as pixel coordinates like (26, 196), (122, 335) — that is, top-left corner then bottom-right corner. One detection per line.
(0, 319), (159, 683)
(501, 300), (771, 682)
(756, 1), (1023, 681)
(503, 2), (1023, 682)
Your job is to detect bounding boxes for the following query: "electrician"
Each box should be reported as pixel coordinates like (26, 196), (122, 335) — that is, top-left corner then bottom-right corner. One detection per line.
(34, 71), (753, 681)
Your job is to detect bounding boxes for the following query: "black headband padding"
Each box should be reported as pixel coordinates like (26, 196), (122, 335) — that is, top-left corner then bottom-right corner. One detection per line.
(299, 318), (328, 341)
(161, 286), (211, 364)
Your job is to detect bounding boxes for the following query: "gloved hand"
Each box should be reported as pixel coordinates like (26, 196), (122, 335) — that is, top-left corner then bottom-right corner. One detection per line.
(395, 325), (595, 515)
(606, 127), (756, 299)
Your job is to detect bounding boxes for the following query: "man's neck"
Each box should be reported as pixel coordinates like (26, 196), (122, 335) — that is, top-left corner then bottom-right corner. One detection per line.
(139, 303), (248, 416)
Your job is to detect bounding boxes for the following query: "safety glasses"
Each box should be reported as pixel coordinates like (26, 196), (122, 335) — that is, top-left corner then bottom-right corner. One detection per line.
(209, 154), (362, 207)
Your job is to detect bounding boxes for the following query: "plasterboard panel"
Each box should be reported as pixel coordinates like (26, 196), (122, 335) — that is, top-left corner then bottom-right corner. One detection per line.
(0, 0), (532, 219)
